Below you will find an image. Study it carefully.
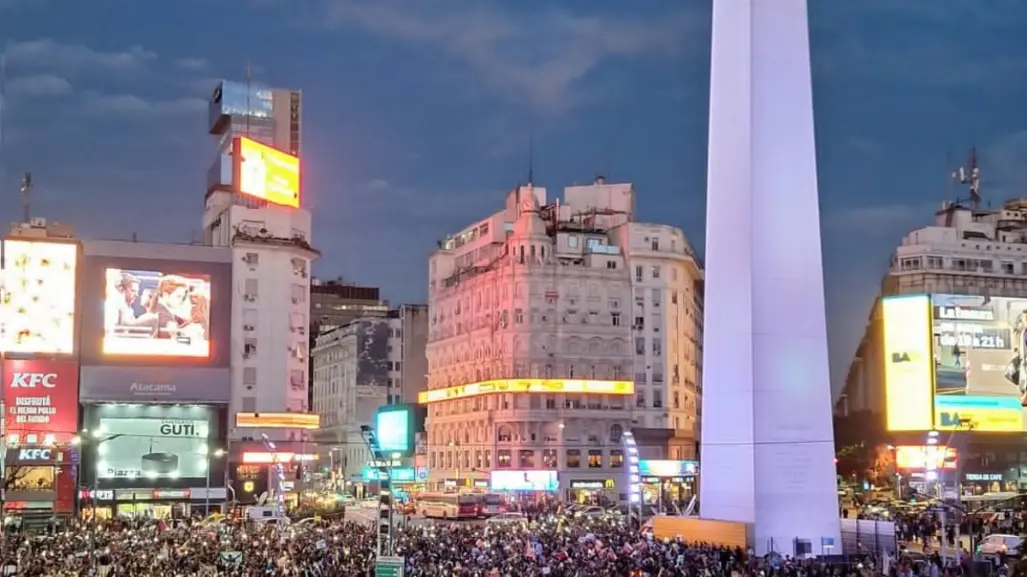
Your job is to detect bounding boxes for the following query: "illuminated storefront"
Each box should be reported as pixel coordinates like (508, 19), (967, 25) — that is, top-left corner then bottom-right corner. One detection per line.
(568, 478), (617, 504)
(638, 460), (698, 510)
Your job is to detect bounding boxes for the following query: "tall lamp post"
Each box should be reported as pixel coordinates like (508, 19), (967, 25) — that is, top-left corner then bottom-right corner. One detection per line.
(206, 448), (226, 515)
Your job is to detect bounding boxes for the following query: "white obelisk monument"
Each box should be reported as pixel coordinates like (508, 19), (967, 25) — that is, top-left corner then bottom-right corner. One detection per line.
(699, 0), (841, 555)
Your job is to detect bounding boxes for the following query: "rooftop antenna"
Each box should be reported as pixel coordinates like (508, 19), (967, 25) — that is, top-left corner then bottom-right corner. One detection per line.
(245, 59), (253, 138)
(527, 132), (535, 186)
(20, 171), (32, 224)
(951, 147), (982, 210)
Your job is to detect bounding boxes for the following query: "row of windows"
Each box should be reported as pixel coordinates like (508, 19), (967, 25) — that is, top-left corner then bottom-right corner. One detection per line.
(429, 448), (625, 470)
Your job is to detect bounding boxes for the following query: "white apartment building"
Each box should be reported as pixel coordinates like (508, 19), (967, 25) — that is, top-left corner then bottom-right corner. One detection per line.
(425, 179), (702, 500)
(839, 198), (1027, 416)
(203, 201), (317, 443)
(311, 306), (428, 481)
(610, 222), (703, 460)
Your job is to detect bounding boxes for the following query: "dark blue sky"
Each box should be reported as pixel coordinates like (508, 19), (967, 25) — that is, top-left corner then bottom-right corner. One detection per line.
(2, 0), (1026, 391)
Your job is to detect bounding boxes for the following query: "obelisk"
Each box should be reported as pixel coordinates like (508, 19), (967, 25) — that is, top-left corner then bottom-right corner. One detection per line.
(699, 0), (841, 555)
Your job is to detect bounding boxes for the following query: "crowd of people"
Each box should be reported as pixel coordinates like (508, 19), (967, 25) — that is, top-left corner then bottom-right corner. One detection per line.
(0, 514), (885, 577)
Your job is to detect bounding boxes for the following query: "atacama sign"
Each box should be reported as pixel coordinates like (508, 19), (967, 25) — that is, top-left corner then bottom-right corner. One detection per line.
(2, 360), (79, 442)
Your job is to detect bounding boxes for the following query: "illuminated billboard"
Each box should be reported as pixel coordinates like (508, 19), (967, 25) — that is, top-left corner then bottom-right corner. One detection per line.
(102, 268), (211, 358)
(235, 412), (319, 429)
(894, 445), (957, 470)
(489, 470), (559, 492)
(3, 360), (79, 443)
(1, 240), (77, 354)
(233, 137), (300, 208)
(882, 295), (934, 431)
(418, 379), (634, 404)
(931, 294), (1027, 431)
(375, 405), (414, 456)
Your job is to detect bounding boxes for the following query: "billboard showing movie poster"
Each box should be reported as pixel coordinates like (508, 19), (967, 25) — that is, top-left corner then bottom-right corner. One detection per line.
(102, 268), (211, 358)
(1, 240), (78, 354)
(2, 359), (79, 443)
(931, 294), (1027, 431)
(95, 413), (210, 480)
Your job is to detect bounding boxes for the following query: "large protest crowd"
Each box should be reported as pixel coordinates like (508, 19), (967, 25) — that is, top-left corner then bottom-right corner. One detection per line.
(0, 514), (892, 577)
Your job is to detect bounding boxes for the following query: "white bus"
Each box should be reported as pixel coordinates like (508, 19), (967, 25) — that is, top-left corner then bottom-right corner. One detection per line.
(418, 493), (479, 519)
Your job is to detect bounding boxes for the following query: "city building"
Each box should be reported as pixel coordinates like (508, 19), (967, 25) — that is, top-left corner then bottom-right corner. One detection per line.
(1, 217), (82, 523)
(838, 194), (1027, 493)
(202, 78), (319, 506)
(609, 221), (703, 460)
(311, 305), (428, 489)
(309, 278), (390, 335)
(76, 238), (233, 518)
(423, 179), (701, 503)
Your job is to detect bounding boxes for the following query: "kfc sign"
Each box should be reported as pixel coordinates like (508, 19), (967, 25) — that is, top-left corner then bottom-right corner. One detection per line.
(3, 360), (79, 443)
(4, 445), (61, 466)
(10, 373), (58, 389)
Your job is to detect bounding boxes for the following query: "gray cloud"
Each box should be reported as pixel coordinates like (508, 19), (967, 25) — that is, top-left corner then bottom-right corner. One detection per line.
(320, 1), (700, 113)
(175, 57), (208, 71)
(80, 92), (206, 118)
(5, 39), (156, 77)
(6, 74), (73, 97)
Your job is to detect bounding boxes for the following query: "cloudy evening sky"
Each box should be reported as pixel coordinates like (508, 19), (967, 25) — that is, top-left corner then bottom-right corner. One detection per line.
(2, 0), (1027, 391)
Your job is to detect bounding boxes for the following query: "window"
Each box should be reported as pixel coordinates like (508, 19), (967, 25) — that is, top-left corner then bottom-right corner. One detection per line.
(612, 312), (621, 327)
(587, 450), (602, 468)
(497, 450), (512, 468)
(515, 308), (524, 324)
(519, 450), (535, 469)
(653, 390), (663, 409)
(245, 278), (259, 297)
(484, 450), (492, 468)
(566, 449), (581, 468)
(635, 338), (645, 355)
(651, 265), (661, 279)
(542, 449), (558, 468)
(652, 338), (662, 356)
(635, 266), (643, 282)
(634, 316), (644, 329)
(568, 235), (579, 248)
(651, 238), (659, 251)
(609, 424), (623, 443)
(651, 288), (661, 307)
(610, 450), (624, 468)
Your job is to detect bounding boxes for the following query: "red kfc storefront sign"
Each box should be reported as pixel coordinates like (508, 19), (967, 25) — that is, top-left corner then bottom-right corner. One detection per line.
(3, 360), (79, 442)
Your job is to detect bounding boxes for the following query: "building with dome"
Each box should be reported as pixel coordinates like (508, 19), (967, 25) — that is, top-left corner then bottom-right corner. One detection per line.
(422, 179), (703, 503)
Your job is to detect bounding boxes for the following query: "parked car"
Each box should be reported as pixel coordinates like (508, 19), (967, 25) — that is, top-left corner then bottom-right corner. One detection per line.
(486, 512), (528, 526)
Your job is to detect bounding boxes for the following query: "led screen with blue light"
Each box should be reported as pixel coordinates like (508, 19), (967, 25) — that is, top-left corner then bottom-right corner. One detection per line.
(375, 407), (412, 454)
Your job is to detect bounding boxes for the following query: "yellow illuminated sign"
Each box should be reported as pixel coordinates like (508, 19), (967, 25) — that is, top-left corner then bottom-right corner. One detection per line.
(882, 295), (934, 431)
(418, 379), (634, 404)
(235, 412), (320, 429)
(234, 137), (300, 208)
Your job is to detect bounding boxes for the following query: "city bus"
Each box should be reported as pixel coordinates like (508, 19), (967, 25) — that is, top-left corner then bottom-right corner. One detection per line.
(418, 493), (480, 519)
(479, 493), (504, 517)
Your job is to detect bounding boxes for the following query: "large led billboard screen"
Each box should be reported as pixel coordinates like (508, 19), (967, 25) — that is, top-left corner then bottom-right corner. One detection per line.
(375, 405), (413, 456)
(233, 137), (300, 208)
(931, 294), (1027, 431)
(882, 295), (934, 431)
(102, 268), (211, 357)
(94, 412), (211, 481)
(79, 244), (231, 369)
(1, 240), (78, 354)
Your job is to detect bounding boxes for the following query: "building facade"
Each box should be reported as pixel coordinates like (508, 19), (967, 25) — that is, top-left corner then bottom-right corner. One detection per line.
(610, 222), (703, 460)
(311, 306), (427, 485)
(424, 180), (700, 502)
(838, 198), (1027, 492)
(309, 279), (389, 335)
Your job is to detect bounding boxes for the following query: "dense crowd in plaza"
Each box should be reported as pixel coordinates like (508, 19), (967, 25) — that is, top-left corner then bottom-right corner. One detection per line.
(0, 515), (884, 577)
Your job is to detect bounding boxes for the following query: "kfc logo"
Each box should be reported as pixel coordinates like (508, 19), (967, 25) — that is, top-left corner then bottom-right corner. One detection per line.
(18, 448), (51, 461)
(9, 373), (57, 389)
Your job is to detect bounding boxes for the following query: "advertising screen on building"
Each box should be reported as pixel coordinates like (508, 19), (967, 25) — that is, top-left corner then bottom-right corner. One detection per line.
(102, 268), (211, 358)
(882, 295), (935, 431)
(894, 445), (957, 470)
(233, 137), (300, 208)
(489, 470), (559, 492)
(375, 405), (413, 456)
(931, 294), (1027, 431)
(94, 415), (209, 480)
(1, 240), (77, 354)
(2, 360), (79, 443)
